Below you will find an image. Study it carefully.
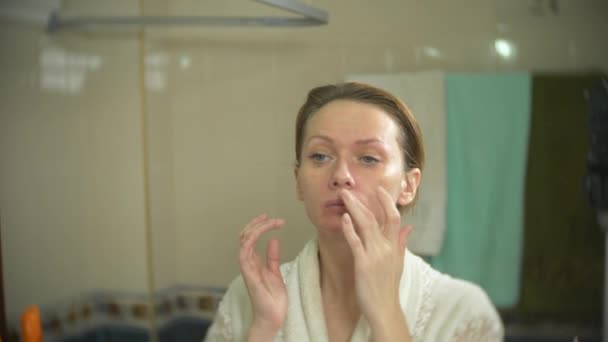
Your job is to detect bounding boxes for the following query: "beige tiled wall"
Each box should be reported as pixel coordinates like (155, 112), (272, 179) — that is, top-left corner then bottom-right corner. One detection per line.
(0, 8), (150, 328)
(1, 0), (607, 328)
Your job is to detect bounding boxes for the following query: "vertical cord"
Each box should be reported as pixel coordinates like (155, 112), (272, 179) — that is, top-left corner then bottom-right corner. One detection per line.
(136, 1), (159, 341)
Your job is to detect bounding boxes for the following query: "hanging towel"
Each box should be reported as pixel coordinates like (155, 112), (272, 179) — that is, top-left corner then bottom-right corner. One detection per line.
(347, 71), (447, 256)
(518, 73), (604, 321)
(431, 73), (531, 308)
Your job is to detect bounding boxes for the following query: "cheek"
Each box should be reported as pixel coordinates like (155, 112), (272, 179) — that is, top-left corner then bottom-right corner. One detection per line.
(358, 162), (403, 189)
(354, 166), (404, 208)
(298, 169), (326, 199)
(382, 160), (405, 187)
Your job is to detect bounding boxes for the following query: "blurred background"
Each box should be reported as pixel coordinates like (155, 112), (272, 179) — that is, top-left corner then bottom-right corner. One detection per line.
(1, 0), (606, 341)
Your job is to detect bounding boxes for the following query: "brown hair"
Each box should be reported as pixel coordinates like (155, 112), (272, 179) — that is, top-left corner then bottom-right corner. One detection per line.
(295, 82), (425, 172)
(294, 82), (425, 211)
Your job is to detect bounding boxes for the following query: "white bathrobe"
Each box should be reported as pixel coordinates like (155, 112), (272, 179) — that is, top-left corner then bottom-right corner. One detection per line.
(204, 238), (503, 342)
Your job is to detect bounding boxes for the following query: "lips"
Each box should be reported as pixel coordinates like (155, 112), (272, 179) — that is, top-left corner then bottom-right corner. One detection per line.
(324, 199), (345, 208)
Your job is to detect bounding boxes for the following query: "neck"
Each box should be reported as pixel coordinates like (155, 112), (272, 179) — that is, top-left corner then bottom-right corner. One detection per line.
(317, 231), (357, 301)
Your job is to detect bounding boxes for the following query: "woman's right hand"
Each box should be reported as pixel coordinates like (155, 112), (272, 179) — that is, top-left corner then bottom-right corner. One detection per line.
(239, 214), (287, 340)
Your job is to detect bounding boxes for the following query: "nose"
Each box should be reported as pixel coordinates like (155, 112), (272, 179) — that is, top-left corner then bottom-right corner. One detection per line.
(330, 159), (355, 189)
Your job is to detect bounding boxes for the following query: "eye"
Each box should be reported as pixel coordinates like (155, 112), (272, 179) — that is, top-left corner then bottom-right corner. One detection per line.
(309, 153), (331, 163)
(360, 155), (380, 165)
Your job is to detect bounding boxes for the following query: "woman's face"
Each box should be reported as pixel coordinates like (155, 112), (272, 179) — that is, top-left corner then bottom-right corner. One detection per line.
(295, 99), (419, 234)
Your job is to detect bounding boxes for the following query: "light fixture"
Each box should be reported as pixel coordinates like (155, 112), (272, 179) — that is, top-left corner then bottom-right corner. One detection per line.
(46, 0), (328, 32)
(494, 39), (514, 59)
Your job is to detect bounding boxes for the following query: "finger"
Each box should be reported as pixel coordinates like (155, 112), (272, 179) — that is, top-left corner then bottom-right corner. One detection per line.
(266, 238), (282, 276)
(398, 225), (413, 254)
(376, 187), (402, 241)
(240, 216), (280, 249)
(239, 219), (285, 261)
(341, 213), (365, 258)
(239, 214), (268, 242)
(241, 218), (284, 250)
(339, 189), (377, 242)
(239, 221), (283, 282)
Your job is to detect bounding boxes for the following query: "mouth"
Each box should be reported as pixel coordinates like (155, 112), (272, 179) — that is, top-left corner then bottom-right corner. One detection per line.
(324, 199), (346, 209)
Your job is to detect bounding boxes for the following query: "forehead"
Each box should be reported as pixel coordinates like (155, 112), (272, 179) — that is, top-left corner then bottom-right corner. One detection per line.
(304, 100), (400, 143)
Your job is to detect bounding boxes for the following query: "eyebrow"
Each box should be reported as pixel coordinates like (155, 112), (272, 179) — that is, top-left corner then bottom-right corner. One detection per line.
(354, 138), (385, 146)
(306, 135), (386, 146)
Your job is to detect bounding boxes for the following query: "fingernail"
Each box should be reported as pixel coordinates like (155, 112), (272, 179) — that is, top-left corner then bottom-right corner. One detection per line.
(342, 213), (350, 223)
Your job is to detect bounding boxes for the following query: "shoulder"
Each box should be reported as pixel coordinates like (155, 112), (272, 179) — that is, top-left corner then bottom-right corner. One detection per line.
(221, 275), (251, 311)
(434, 274), (494, 310)
(432, 274), (504, 341)
(204, 275), (250, 342)
(405, 254), (503, 341)
(407, 253), (498, 317)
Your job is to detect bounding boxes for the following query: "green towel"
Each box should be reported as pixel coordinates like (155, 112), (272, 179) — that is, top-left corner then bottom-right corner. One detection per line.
(431, 73), (531, 308)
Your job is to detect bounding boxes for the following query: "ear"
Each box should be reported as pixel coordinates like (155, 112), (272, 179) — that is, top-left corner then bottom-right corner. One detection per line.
(397, 168), (421, 207)
(294, 167), (304, 201)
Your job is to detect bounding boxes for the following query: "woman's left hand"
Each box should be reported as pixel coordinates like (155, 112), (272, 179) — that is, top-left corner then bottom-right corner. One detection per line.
(339, 186), (413, 341)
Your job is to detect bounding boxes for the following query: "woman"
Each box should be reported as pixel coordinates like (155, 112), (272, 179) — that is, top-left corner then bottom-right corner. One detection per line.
(205, 82), (503, 341)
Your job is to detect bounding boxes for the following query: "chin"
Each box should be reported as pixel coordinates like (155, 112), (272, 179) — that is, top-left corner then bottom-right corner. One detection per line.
(311, 214), (345, 235)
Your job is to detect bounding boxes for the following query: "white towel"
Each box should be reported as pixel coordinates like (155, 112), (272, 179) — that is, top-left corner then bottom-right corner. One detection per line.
(346, 72), (447, 256)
